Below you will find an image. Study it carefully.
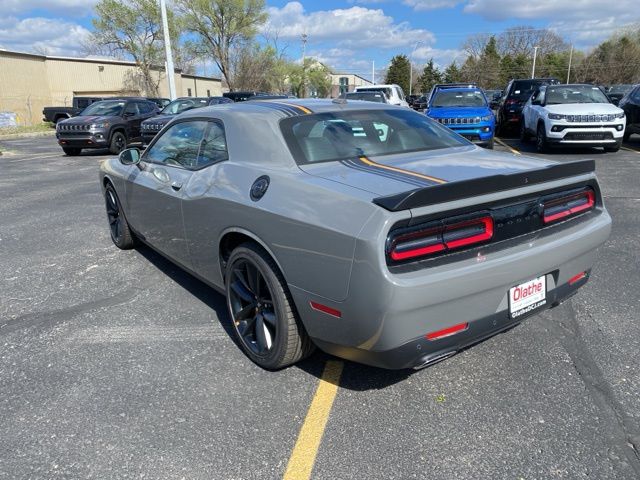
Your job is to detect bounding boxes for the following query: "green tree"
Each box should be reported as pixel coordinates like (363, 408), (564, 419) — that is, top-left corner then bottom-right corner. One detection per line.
(91, 0), (180, 95)
(385, 54), (411, 93)
(442, 62), (462, 83)
(288, 58), (332, 98)
(417, 59), (442, 95)
(177, 0), (267, 91)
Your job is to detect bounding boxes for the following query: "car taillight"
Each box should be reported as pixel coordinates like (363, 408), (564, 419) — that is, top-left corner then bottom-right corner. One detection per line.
(389, 216), (493, 262)
(543, 189), (595, 224)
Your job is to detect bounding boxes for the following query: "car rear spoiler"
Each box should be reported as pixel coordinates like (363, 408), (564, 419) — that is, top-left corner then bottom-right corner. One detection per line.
(373, 159), (596, 212)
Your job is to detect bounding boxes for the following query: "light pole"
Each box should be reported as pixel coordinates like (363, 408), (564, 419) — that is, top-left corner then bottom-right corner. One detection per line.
(409, 41), (424, 96)
(566, 45), (573, 84)
(301, 33), (308, 98)
(531, 46), (539, 79)
(159, 0), (176, 100)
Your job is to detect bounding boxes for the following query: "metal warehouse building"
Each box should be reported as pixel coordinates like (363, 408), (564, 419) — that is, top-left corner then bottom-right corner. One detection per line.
(0, 49), (222, 126)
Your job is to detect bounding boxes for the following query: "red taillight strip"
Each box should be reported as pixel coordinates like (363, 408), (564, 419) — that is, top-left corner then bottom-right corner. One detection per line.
(310, 301), (342, 318)
(426, 322), (469, 341)
(543, 190), (595, 224)
(568, 271), (587, 285)
(389, 216), (493, 262)
(444, 217), (494, 249)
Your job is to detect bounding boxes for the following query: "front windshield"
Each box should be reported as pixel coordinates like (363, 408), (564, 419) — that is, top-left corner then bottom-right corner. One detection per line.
(80, 101), (125, 116)
(161, 98), (207, 115)
(509, 80), (544, 100)
(608, 85), (633, 94)
(431, 90), (487, 107)
(280, 109), (468, 165)
(545, 85), (610, 105)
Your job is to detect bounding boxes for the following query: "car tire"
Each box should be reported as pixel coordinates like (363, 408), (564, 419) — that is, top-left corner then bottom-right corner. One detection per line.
(536, 124), (548, 153)
(519, 120), (530, 142)
(62, 147), (81, 156)
(104, 184), (136, 249)
(623, 131), (630, 142)
(109, 131), (127, 155)
(226, 242), (314, 370)
(485, 138), (494, 149)
(604, 142), (621, 153)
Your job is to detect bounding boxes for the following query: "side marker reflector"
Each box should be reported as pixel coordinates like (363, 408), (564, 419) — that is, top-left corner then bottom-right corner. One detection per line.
(426, 322), (469, 341)
(310, 301), (342, 318)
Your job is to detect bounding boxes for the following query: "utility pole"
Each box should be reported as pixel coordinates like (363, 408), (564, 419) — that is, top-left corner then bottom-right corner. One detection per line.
(301, 33), (308, 98)
(372, 60), (375, 85)
(566, 45), (573, 84)
(160, 0), (176, 99)
(531, 46), (539, 79)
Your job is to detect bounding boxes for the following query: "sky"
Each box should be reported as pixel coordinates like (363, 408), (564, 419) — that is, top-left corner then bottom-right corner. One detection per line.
(1, 0), (639, 80)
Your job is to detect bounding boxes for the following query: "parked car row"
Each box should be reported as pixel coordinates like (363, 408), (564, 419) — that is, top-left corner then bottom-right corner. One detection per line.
(55, 91), (293, 156)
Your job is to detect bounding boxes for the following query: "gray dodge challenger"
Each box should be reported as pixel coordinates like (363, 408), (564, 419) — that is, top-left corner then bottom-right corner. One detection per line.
(99, 99), (611, 370)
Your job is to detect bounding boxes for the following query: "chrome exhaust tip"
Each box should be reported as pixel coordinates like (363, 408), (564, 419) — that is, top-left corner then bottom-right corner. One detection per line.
(413, 350), (457, 370)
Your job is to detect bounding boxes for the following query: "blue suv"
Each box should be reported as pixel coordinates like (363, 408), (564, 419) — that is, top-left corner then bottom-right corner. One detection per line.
(426, 84), (495, 149)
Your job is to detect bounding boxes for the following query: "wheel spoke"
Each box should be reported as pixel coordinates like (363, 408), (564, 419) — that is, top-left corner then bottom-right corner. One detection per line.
(235, 303), (255, 322)
(262, 311), (276, 326)
(233, 267), (253, 295)
(255, 314), (272, 352)
(231, 280), (253, 303)
(245, 263), (257, 293)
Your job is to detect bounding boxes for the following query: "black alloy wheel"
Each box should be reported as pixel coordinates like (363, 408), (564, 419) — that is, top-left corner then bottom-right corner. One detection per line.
(225, 243), (314, 369)
(228, 258), (277, 356)
(109, 131), (127, 155)
(104, 185), (136, 249)
(536, 124), (548, 153)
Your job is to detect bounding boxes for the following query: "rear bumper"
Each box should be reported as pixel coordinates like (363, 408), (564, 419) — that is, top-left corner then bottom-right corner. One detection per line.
(292, 209), (611, 369)
(313, 276), (586, 370)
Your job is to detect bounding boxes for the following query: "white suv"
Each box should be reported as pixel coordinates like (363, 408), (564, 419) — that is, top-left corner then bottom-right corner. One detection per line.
(354, 84), (409, 107)
(521, 84), (626, 153)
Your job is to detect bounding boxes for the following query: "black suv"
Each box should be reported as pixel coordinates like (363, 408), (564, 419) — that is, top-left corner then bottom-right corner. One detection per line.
(496, 78), (560, 133)
(141, 96), (232, 144)
(618, 84), (640, 141)
(223, 91), (269, 102)
(56, 98), (158, 155)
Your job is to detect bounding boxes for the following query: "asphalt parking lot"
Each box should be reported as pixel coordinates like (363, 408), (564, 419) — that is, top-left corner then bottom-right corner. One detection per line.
(1, 134), (639, 479)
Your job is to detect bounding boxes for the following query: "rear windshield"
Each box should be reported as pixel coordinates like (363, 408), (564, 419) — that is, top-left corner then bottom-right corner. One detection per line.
(431, 90), (487, 107)
(80, 101), (125, 116)
(545, 85), (609, 105)
(280, 109), (468, 165)
(344, 92), (387, 103)
(357, 87), (393, 97)
(509, 80), (547, 100)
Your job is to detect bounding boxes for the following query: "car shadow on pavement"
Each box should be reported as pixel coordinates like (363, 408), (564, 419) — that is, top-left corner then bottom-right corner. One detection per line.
(135, 245), (419, 390)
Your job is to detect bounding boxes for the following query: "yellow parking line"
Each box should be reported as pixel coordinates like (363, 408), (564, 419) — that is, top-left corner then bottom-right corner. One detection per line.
(283, 360), (344, 480)
(621, 146), (640, 154)
(494, 137), (521, 155)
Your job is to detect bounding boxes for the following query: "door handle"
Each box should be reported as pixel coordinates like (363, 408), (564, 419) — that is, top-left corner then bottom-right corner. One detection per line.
(171, 181), (183, 191)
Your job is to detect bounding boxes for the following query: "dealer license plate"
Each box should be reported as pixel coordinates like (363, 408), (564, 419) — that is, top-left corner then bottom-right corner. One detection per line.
(509, 275), (547, 319)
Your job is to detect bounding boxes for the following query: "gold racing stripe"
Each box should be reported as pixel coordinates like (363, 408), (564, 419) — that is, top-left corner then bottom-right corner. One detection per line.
(358, 155), (447, 184)
(277, 102), (313, 114)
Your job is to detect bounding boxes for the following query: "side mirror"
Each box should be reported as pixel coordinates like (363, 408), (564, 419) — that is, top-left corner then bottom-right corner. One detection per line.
(119, 148), (140, 165)
(612, 98), (620, 106)
(532, 99), (542, 106)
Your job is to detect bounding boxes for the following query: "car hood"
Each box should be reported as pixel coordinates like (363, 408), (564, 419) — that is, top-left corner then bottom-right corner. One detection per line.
(60, 115), (119, 125)
(299, 146), (555, 197)
(545, 103), (622, 115)
(142, 114), (173, 126)
(427, 106), (491, 118)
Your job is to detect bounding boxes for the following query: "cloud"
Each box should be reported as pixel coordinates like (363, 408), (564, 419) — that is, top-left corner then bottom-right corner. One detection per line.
(1, 0), (97, 16)
(412, 46), (467, 68)
(463, 0), (637, 22)
(0, 17), (91, 56)
(264, 2), (435, 49)
(403, 0), (462, 11)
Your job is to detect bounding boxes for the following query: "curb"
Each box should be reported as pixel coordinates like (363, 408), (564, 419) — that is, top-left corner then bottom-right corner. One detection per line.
(0, 130), (56, 140)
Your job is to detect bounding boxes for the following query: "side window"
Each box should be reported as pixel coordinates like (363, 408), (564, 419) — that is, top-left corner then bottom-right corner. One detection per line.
(197, 121), (229, 168)
(138, 101), (154, 114)
(632, 87), (640, 102)
(123, 102), (139, 117)
(144, 121), (208, 169)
